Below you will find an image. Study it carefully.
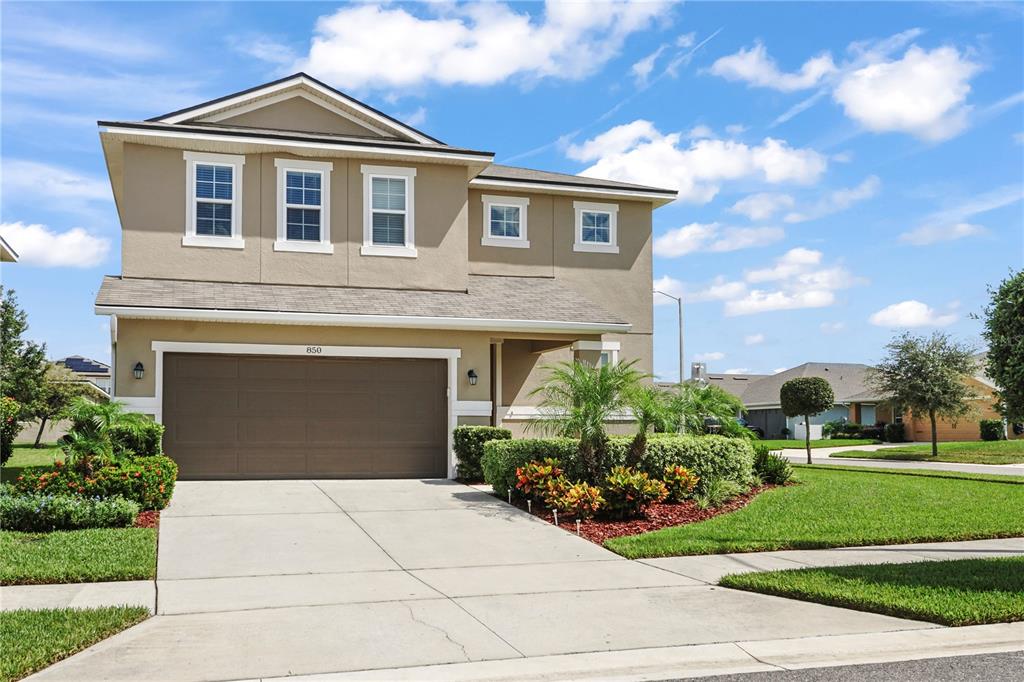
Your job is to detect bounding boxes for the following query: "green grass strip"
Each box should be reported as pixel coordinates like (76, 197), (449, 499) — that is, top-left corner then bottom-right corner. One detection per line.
(830, 440), (1024, 465)
(0, 606), (149, 682)
(758, 439), (879, 450)
(0, 528), (157, 585)
(720, 557), (1024, 626)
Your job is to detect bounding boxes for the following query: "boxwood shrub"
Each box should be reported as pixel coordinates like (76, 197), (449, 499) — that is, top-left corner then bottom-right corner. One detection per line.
(11, 456), (178, 510)
(481, 435), (754, 498)
(0, 487), (139, 531)
(884, 422), (906, 443)
(453, 426), (512, 481)
(979, 419), (1005, 441)
(111, 420), (165, 456)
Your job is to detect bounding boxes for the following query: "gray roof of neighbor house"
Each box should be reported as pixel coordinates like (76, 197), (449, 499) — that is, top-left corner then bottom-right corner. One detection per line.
(94, 274), (630, 332)
(738, 363), (889, 407)
(705, 373), (771, 400)
(57, 356), (110, 376)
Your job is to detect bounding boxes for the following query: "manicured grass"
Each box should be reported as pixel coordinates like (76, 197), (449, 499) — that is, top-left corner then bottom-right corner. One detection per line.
(1, 443), (62, 483)
(0, 606), (149, 682)
(757, 438), (879, 450)
(720, 557), (1024, 626)
(0, 528), (157, 585)
(832, 439), (1024, 465)
(605, 465), (1024, 558)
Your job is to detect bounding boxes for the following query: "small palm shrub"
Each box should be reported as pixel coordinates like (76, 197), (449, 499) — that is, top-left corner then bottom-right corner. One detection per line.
(514, 458), (563, 499)
(61, 398), (160, 474)
(0, 487), (139, 531)
(662, 465), (699, 502)
(602, 466), (668, 519)
(752, 444), (793, 485)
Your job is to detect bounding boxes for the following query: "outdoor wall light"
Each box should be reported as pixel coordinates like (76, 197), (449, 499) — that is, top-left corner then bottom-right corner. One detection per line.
(133, 362), (145, 380)
(467, 369), (478, 386)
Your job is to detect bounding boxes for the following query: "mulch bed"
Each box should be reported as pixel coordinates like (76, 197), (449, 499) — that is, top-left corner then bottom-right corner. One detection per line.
(512, 485), (775, 545)
(133, 510), (160, 529)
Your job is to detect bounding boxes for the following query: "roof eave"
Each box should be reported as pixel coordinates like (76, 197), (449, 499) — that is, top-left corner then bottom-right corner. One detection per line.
(469, 177), (677, 206)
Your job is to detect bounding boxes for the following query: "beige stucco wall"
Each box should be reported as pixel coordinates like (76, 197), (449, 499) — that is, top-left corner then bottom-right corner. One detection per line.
(120, 144), (469, 291)
(214, 96), (388, 138)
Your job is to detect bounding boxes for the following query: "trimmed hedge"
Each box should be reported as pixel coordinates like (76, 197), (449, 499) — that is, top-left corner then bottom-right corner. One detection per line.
(980, 419), (1005, 441)
(0, 488), (139, 531)
(481, 435), (755, 498)
(453, 426), (512, 481)
(11, 456), (178, 510)
(111, 421), (165, 457)
(884, 422), (906, 443)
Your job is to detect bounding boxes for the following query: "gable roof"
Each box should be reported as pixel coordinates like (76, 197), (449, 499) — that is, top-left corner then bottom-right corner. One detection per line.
(738, 363), (887, 407)
(473, 164), (677, 202)
(149, 72), (443, 145)
(57, 356), (111, 376)
(705, 372), (771, 400)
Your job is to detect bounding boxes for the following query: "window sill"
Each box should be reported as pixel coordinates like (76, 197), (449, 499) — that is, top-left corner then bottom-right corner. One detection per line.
(360, 245), (418, 258)
(573, 242), (619, 254)
(182, 235), (245, 249)
(481, 237), (530, 249)
(274, 240), (334, 254)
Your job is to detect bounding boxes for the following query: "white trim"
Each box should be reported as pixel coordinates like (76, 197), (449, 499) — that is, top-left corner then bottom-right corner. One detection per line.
(183, 151), (245, 249)
(203, 90), (394, 139)
(571, 341), (621, 352)
(453, 400), (493, 417)
(481, 195), (529, 249)
(95, 304), (632, 334)
(361, 164), (416, 257)
(470, 177), (676, 203)
(501, 405), (635, 422)
(573, 200), (619, 254)
(274, 158), (334, 254)
(157, 75), (436, 144)
(137, 341), (462, 478)
(102, 126), (491, 165)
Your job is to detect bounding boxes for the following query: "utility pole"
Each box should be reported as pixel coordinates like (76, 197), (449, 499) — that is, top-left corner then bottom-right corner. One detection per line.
(654, 290), (684, 384)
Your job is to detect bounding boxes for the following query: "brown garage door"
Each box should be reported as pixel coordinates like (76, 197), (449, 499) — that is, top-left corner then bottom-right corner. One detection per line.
(162, 353), (447, 479)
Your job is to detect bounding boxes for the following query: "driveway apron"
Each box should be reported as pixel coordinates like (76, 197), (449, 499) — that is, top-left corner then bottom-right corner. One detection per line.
(30, 479), (936, 682)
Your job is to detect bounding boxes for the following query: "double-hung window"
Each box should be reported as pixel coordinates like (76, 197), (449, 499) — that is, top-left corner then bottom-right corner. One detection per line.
(183, 151), (245, 249)
(573, 201), (619, 254)
(361, 164), (417, 257)
(481, 195), (529, 248)
(274, 159), (333, 254)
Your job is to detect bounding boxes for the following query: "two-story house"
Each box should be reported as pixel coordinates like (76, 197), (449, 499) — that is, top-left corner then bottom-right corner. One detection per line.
(95, 73), (676, 480)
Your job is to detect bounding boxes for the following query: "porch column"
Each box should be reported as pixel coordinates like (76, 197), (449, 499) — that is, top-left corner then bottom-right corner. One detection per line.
(492, 339), (503, 427)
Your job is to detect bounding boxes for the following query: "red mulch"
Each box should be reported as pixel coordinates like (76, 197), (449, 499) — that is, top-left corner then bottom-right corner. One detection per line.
(134, 510), (160, 529)
(512, 485), (775, 545)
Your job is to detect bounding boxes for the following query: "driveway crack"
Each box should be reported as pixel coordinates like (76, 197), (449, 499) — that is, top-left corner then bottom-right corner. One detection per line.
(402, 601), (471, 662)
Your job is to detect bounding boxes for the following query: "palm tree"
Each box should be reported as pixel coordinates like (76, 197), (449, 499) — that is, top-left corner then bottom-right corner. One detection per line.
(529, 359), (644, 482)
(624, 384), (672, 466)
(61, 397), (149, 473)
(665, 382), (748, 436)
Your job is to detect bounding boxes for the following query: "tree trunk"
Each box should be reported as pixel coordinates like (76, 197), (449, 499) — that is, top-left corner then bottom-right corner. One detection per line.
(627, 432), (647, 468)
(805, 415), (812, 464)
(33, 415), (48, 448)
(929, 409), (938, 457)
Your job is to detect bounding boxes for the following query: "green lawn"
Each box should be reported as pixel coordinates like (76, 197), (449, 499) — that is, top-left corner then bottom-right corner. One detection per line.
(0, 528), (157, 585)
(720, 557), (1024, 627)
(757, 439), (879, 450)
(0, 606), (149, 682)
(605, 465), (1024, 558)
(1, 443), (62, 483)
(832, 439), (1024, 465)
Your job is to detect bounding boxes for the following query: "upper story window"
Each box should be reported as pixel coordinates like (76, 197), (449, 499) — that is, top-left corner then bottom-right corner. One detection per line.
(183, 151), (245, 249)
(573, 201), (619, 254)
(481, 195), (530, 248)
(361, 164), (417, 258)
(274, 159), (333, 254)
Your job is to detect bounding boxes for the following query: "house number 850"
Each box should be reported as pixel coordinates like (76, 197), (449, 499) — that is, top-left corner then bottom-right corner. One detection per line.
(306, 346), (322, 354)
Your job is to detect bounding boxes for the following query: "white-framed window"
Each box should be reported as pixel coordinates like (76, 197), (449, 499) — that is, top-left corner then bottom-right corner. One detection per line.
(274, 159), (333, 254)
(481, 195), (529, 248)
(573, 201), (619, 254)
(361, 164), (417, 258)
(183, 151), (245, 249)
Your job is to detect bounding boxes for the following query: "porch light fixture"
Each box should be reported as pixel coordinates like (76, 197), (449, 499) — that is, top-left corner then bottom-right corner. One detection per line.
(467, 369), (478, 386)
(133, 362), (145, 380)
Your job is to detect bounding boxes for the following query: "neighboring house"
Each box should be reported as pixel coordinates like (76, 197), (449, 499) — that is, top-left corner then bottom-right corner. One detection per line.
(16, 359), (110, 444)
(94, 73), (676, 480)
(56, 356), (112, 394)
(0, 234), (18, 263)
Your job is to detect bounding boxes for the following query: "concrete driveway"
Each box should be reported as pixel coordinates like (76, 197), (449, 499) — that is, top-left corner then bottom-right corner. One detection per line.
(32, 479), (936, 681)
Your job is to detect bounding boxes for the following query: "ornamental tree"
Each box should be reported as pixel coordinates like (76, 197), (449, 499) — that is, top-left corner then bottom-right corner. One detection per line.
(780, 377), (834, 464)
(979, 270), (1024, 423)
(1, 287), (47, 410)
(868, 332), (978, 458)
(29, 364), (95, 448)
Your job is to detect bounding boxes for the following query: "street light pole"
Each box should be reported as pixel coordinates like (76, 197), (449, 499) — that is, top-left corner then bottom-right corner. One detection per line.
(654, 290), (684, 384)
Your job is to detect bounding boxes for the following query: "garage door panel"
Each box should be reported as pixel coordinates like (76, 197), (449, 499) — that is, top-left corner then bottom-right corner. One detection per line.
(163, 353), (447, 479)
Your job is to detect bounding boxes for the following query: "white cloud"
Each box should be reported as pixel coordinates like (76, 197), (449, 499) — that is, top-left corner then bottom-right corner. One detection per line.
(653, 222), (784, 257)
(744, 333), (765, 346)
(820, 321), (846, 334)
(653, 275), (746, 304)
(746, 247), (822, 283)
(728, 192), (795, 221)
(687, 124), (714, 139)
(724, 368), (752, 375)
(569, 121), (827, 204)
(4, 12), (165, 60)
(295, 1), (672, 90)
(227, 33), (298, 65)
(695, 351), (725, 362)
(397, 106), (428, 127)
(869, 300), (957, 328)
(675, 32), (695, 49)
(834, 46), (981, 141)
(0, 221), (110, 268)
(709, 41), (837, 92)
(784, 175), (881, 223)
(632, 44), (668, 87)
(725, 124), (748, 136)
(726, 289), (836, 316)
(725, 248), (863, 316)
(2, 160), (110, 203)
(832, 151), (854, 163)
(899, 222), (986, 246)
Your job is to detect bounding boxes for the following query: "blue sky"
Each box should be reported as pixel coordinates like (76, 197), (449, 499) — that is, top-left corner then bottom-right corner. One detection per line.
(1, 1), (1021, 380)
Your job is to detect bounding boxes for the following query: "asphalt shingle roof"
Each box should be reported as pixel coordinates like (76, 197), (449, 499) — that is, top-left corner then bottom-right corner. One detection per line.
(738, 362), (887, 406)
(95, 275), (629, 327)
(477, 164), (677, 196)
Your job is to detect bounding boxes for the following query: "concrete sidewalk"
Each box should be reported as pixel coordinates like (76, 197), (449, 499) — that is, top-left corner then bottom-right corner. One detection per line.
(0, 581), (154, 612)
(776, 443), (1024, 476)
